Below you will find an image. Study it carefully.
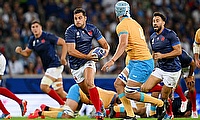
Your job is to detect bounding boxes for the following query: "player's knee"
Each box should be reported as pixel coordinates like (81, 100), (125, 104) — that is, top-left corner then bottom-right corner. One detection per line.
(52, 81), (63, 90)
(140, 84), (149, 92)
(125, 86), (140, 94)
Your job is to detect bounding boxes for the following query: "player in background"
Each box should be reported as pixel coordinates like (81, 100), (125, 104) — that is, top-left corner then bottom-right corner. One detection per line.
(15, 20), (67, 106)
(0, 53), (27, 119)
(193, 28), (200, 68)
(141, 12), (182, 120)
(149, 49), (197, 119)
(65, 8), (110, 120)
(28, 84), (120, 119)
(192, 27), (200, 118)
(102, 1), (164, 120)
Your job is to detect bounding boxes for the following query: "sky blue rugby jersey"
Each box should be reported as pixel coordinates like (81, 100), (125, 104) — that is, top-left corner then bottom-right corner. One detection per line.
(150, 28), (181, 72)
(28, 31), (61, 71)
(65, 23), (103, 70)
(178, 49), (192, 68)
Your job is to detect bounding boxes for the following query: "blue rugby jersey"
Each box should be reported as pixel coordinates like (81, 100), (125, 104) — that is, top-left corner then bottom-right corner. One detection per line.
(178, 49), (192, 68)
(28, 31), (61, 71)
(150, 28), (181, 72)
(65, 23), (103, 70)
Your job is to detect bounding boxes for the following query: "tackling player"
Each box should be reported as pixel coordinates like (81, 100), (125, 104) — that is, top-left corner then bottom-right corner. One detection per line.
(28, 84), (120, 119)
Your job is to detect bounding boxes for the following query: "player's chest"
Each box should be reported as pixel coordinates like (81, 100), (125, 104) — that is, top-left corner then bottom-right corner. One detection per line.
(151, 36), (171, 50)
(75, 30), (93, 43)
(32, 39), (50, 51)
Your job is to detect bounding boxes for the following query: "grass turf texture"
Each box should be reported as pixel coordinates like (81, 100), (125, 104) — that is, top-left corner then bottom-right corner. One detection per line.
(8, 116), (200, 120)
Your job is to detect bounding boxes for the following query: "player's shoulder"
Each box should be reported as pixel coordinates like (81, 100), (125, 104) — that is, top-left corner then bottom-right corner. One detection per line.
(164, 28), (176, 35)
(66, 24), (76, 30)
(86, 23), (97, 30)
(150, 32), (157, 39)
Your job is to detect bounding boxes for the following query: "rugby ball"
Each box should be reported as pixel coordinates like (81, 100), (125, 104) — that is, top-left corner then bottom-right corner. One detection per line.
(92, 47), (106, 61)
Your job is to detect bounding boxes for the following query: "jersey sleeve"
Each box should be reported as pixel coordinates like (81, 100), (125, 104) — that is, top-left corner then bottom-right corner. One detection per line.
(93, 26), (103, 40)
(47, 32), (59, 44)
(27, 36), (34, 49)
(65, 27), (76, 43)
(116, 23), (128, 36)
(169, 31), (180, 46)
(195, 28), (200, 44)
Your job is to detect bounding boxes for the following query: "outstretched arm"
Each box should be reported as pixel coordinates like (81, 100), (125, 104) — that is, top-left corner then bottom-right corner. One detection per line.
(15, 46), (32, 57)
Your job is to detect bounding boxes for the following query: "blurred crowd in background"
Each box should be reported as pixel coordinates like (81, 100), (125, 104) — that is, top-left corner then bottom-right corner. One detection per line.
(0, 0), (200, 76)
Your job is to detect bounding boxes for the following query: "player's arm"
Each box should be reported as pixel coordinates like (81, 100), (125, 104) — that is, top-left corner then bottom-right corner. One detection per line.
(15, 46), (32, 57)
(101, 33), (128, 71)
(188, 59), (196, 77)
(98, 37), (110, 58)
(57, 37), (67, 65)
(111, 34), (128, 62)
(66, 43), (92, 60)
(193, 29), (200, 68)
(154, 44), (182, 60)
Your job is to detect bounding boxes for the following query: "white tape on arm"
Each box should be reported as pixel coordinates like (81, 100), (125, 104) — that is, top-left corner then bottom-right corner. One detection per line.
(193, 42), (200, 54)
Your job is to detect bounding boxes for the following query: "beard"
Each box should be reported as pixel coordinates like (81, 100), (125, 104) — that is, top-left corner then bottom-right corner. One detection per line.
(153, 25), (162, 33)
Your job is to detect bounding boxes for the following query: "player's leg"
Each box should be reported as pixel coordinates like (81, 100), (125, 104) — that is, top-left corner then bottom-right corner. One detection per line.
(174, 85), (188, 112)
(114, 69), (135, 118)
(40, 66), (65, 106)
(53, 78), (67, 101)
(149, 92), (160, 117)
(159, 70), (181, 120)
(0, 87), (27, 116)
(125, 61), (163, 107)
(84, 67), (103, 118)
(0, 100), (11, 119)
(185, 76), (198, 118)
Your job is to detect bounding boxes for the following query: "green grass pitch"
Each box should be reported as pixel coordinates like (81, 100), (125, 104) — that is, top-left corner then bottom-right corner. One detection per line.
(9, 116), (200, 120)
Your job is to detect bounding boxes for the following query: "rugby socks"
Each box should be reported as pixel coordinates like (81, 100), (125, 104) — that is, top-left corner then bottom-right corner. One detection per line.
(0, 87), (22, 104)
(48, 89), (65, 105)
(175, 85), (187, 102)
(89, 87), (101, 112)
(0, 100), (10, 114)
(189, 89), (196, 111)
(140, 92), (163, 107)
(149, 84), (162, 92)
(42, 111), (60, 118)
(118, 93), (135, 117)
(150, 105), (156, 116)
(166, 98), (173, 116)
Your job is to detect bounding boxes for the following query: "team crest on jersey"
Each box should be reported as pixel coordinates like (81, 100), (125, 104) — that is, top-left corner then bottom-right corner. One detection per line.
(88, 30), (93, 36)
(41, 39), (45, 43)
(161, 36), (165, 41)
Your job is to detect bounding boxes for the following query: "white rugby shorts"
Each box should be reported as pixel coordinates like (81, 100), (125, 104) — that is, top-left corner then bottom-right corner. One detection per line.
(71, 61), (96, 83)
(45, 65), (64, 79)
(151, 68), (181, 88)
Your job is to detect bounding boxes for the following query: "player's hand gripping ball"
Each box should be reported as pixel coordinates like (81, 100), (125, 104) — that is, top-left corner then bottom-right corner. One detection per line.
(92, 47), (106, 61)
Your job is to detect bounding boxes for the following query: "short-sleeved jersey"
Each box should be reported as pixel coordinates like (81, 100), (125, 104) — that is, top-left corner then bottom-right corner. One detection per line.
(28, 31), (61, 71)
(116, 17), (152, 60)
(65, 23), (103, 70)
(150, 28), (181, 72)
(178, 50), (192, 68)
(194, 28), (200, 44)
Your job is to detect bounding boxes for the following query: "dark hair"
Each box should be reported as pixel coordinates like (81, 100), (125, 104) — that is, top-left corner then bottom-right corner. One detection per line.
(31, 20), (41, 26)
(73, 8), (86, 16)
(153, 12), (166, 21)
